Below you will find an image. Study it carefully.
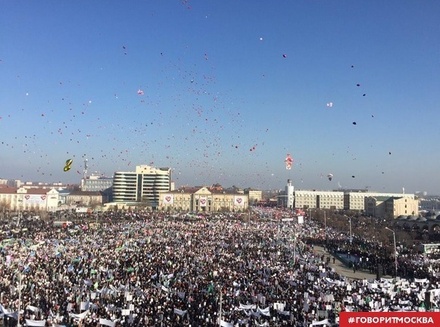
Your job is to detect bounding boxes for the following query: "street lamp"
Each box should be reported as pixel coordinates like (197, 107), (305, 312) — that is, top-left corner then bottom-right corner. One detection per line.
(324, 210), (326, 235)
(17, 199), (23, 228)
(349, 216), (352, 244)
(17, 271), (23, 326)
(385, 227), (398, 277)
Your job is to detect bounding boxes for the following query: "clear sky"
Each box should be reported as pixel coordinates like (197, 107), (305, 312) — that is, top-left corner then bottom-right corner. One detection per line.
(1, 1), (439, 194)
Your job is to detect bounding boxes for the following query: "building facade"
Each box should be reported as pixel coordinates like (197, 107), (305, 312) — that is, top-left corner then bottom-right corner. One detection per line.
(81, 174), (113, 192)
(160, 186), (249, 212)
(278, 180), (295, 208)
(65, 191), (107, 207)
(365, 196), (419, 219)
(0, 187), (60, 211)
(244, 188), (263, 205)
(278, 181), (419, 218)
(293, 190), (344, 210)
(112, 165), (171, 208)
(345, 192), (416, 211)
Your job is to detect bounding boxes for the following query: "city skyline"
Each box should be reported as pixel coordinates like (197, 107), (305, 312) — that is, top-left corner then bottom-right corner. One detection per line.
(1, 1), (440, 195)
(1, 167), (435, 197)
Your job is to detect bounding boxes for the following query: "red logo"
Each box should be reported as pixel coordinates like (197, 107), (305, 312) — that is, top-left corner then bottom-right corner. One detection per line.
(340, 312), (440, 327)
(41, 195), (46, 200)
(25, 195), (30, 200)
(165, 196), (171, 202)
(236, 198), (242, 204)
(200, 199), (206, 205)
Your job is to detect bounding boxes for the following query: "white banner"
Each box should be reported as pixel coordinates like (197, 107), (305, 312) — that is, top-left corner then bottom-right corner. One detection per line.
(234, 196), (244, 206)
(220, 321), (234, 327)
(99, 318), (116, 327)
(163, 194), (174, 205)
(237, 304), (256, 310)
(173, 308), (187, 316)
(258, 306), (271, 316)
(26, 305), (40, 312)
(23, 194), (46, 205)
(69, 310), (89, 320)
(25, 320), (46, 327)
(311, 319), (331, 326)
(199, 196), (207, 207)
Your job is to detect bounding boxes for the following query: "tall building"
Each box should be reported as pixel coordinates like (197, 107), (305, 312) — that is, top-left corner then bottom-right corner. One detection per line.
(112, 165), (171, 208)
(278, 179), (295, 208)
(286, 179), (294, 209)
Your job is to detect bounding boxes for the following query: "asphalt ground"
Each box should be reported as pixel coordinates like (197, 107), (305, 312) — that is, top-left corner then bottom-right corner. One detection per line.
(313, 245), (388, 280)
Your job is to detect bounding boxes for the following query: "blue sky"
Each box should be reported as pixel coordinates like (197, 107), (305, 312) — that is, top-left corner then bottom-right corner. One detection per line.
(1, 1), (439, 194)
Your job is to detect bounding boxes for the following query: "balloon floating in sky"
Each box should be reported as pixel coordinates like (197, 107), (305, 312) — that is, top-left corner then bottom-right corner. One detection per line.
(63, 159), (73, 172)
(327, 173), (333, 181)
(137, 89), (144, 95)
(326, 102), (333, 108)
(285, 153), (293, 170)
(282, 54), (287, 58)
(352, 122), (357, 125)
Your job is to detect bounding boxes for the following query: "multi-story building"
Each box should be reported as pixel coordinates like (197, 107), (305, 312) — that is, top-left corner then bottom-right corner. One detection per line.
(112, 171), (138, 203)
(66, 190), (108, 207)
(278, 179), (295, 208)
(278, 181), (418, 218)
(160, 186), (248, 212)
(365, 196), (419, 219)
(344, 191), (416, 211)
(0, 186), (60, 211)
(81, 174), (113, 192)
(294, 190), (344, 210)
(112, 165), (171, 208)
(244, 188), (263, 205)
(20, 181), (72, 190)
(0, 179), (22, 187)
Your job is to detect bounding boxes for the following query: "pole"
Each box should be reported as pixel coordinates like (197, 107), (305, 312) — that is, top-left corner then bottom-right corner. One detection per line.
(17, 272), (22, 326)
(393, 231), (397, 277)
(349, 217), (352, 244)
(218, 288), (222, 326)
(17, 200), (22, 228)
(385, 227), (397, 277)
(293, 235), (296, 263)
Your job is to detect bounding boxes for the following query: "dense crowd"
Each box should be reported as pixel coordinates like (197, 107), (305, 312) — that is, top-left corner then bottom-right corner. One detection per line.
(0, 209), (439, 327)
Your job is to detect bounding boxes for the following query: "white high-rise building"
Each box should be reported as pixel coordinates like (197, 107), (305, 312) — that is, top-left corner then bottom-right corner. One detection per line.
(278, 179), (295, 209)
(286, 179), (294, 209)
(112, 165), (171, 208)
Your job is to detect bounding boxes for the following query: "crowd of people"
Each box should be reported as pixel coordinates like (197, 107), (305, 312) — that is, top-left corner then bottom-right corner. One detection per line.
(0, 209), (439, 327)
